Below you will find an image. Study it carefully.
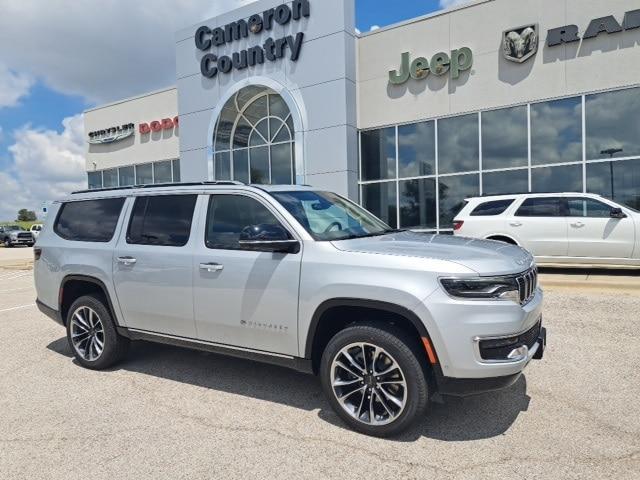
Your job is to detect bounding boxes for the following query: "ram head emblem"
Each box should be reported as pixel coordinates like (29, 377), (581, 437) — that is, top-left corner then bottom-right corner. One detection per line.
(503, 25), (539, 63)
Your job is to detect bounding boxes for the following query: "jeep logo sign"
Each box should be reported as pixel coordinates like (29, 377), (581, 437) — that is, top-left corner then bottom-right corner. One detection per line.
(389, 48), (473, 85)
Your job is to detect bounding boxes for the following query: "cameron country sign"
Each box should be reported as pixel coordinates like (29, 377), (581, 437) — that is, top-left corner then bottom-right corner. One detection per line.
(195, 0), (310, 78)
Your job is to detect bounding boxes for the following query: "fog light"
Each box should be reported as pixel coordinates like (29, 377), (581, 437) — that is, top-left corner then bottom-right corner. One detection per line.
(507, 345), (528, 360)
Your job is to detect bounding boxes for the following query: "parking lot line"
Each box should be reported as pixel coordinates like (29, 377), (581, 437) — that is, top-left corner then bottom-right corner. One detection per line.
(0, 303), (35, 313)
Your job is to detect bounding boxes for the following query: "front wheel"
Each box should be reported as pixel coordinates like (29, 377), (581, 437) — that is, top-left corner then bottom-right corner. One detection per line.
(4, 238), (12, 248)
(320, 324), (429, 437)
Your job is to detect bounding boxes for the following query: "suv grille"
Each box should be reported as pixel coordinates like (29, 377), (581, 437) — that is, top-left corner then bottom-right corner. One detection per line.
(515, 267), (538, 305)
(479, 320), (542, 361)
(17, 233), (32, 240)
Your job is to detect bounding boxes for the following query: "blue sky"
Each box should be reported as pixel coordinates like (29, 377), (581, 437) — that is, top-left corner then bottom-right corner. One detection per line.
(0, 0), (462, 220)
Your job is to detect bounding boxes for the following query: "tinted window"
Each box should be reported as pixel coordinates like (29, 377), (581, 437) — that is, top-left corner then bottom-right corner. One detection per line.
(531, 164), (583, 193)
(398, 121), (435, 178)
(439, 174), (480, 228)
(103, 169), (118, 188)
(482, 169), (529, 196)
(586, 159), (640, 212)
(399, 178), (436, 229)
(127, 195), (196, 247)
(362, 182), (397, 228)
(135, 164), (153, 185)
(55, 198), (125, 242)
(531, 97), (582, 165)
(586, 87), (640, 160)
(470, 199), (514, 216)
(516, 198), (565, 217)
(482, 106), (528, 169)
(119, 166), (135, 186)
(206, 195), (286, 250)
(567, 198), (612, 218)
(438, 114), (479, 174)
(153, 161), (173, 184)
(361, 128), (396, 181)
(87, 171), (102, 190)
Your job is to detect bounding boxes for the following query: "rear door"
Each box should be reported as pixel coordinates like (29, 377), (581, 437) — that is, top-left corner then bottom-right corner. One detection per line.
(509, 197), (569, 256)
(112, 194), (198, 337)
(566, 197), (634, 259)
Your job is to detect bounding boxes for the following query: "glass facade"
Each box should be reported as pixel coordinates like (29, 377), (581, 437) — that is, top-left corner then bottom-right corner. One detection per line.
(212, 86), (295, 185)
(360, 86), (640, 231)
(87, 159), (181, 189)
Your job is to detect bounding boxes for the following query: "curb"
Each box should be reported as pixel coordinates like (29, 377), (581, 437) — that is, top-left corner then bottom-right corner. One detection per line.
(540, 278), (640, 293)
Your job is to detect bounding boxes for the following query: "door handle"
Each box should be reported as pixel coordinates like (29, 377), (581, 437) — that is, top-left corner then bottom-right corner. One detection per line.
(117, 256), (137, 266)
(199, 262), (224, 272)
(571, 221), (585, 228)
(509, 221), (522, 227)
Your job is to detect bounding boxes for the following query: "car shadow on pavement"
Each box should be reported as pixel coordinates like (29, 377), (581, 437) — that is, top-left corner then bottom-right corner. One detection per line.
(47, 337), (530, 442)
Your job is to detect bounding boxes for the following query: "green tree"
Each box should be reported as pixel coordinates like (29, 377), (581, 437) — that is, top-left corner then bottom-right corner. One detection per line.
(17, 209), (37, 222)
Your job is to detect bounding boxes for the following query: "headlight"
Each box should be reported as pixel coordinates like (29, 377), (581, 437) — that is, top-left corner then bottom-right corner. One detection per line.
(440, 277), (520, 302)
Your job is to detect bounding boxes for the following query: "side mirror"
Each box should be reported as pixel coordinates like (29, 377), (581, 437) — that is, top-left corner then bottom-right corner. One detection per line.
(239, 224), (300, 254)
(610, 208), (627, 219)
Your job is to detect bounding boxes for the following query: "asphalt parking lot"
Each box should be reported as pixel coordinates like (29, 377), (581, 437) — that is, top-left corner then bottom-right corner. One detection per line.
(1, 267), (638, 480)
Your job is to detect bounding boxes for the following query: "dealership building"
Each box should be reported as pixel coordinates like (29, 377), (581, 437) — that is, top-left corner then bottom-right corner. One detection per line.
(84, 0), (640, 232)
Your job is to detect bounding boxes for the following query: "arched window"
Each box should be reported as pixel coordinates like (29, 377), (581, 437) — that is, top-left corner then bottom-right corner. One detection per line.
(213, 86), (295, 184)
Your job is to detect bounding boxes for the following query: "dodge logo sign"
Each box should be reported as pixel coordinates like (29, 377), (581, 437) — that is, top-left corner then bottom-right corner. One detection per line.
(503, 24), (538, 63)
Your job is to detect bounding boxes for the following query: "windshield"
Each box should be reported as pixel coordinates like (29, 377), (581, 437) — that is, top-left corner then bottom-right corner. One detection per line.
(271, 191), (395, 241)
(5, 226), (24, 231)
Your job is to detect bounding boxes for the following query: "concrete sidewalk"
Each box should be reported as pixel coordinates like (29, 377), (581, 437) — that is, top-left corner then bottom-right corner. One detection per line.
(539, 268), (640, 293)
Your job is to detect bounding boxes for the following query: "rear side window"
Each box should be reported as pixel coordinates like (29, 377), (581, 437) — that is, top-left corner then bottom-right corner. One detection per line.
(54, 198), (125, 242)
(127, 195), (197, 247)
(515, 197), (565, 217)
(567, 198), (612, 218)
(470, 199), (514, 216)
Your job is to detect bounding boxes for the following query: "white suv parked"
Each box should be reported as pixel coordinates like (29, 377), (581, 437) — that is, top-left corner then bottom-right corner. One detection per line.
(454, 193), (640, 268)
(34, 183), (545, 436)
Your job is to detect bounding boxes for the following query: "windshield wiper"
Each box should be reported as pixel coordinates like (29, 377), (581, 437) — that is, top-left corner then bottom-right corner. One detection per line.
(336, 229), (405, 240)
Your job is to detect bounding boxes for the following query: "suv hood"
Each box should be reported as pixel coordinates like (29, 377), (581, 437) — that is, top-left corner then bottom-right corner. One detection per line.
(331, 231), (534, 276)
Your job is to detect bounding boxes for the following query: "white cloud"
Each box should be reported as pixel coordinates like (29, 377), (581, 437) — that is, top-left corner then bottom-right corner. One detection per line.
(0, 0), (256, 105)
(0, 64), (34, 108)
(370, 25), (380, 31)
(439, 0), (470, 8)
(0, 115), (86, 221)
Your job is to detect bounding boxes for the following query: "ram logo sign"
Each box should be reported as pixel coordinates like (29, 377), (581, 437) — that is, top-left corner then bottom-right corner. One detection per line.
(502, 24), (538, 63)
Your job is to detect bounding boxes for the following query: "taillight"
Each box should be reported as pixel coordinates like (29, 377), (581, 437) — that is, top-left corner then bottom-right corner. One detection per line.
(453, 221), (464, 231)
(34, 248), (42, 260)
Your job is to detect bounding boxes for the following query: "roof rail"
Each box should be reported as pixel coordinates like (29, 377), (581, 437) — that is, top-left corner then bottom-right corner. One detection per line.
(71, 181), (245, 195)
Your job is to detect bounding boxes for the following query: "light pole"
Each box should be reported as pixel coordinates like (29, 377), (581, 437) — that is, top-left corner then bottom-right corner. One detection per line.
(600, 148), (623, 199)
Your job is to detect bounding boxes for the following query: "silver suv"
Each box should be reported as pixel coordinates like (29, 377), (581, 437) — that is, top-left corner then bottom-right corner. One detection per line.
(34, 182), (545, 437)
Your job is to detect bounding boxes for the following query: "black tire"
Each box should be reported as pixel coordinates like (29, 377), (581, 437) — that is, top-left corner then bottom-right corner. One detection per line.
(320, 323), (429, 437)
(4, 238), (12, 248)
(65, 294), (129, 370)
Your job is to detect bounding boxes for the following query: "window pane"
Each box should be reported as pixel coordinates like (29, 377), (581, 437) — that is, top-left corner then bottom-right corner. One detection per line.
(87, 171), (102, 189)
(362, 182), (397, 227)
(214, 152), (231, 180)
(102, 169), (118, 188)
(587, 159), (640, 210)
(232, 150), (249, 184)
(127, 195), (197, 247)
(439, 174), (479, 227)
(153, 161), (173, 184)
(172, 159), (181, 182)
(470, 199), (515, 216)
(567, 198), (611, 217)
(214, 99), (237, 151)
(586, 87), (640, 160)
(135, 164), (153, 185)
(361, 128), (396, 181)
(399, 178), (436, 229)
(516, 197), (565, 217)
(119, 166), (135, 186)
(482, 169), (529, 196)
(206, 195), (284, 250)
(271, 143), (292, 184)
(269, 94), (289, 121)
(531, 97), (582, 165)
(438, 114), (479, 174)
(250, 146), (270, 184)
(482, 106), (528, 169)
(54, 198), (125, 242)
(531, 164), (583, 193)
(398, 121), (435, 178)
(233, 116), (252, 148)
(244, 95), (268, 125)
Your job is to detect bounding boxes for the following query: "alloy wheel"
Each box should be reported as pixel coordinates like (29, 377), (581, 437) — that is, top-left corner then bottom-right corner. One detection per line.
(70, 306), (105, 361)
(330, 342), (408, 426)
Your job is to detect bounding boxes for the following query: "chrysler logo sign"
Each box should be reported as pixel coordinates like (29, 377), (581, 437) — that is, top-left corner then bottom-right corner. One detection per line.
(88, 124), (135, 145)
(503, 24), (538, 63)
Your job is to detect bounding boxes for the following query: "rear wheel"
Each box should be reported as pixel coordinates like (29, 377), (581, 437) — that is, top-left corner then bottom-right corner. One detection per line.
(4, 238), (12, 248)
(320, 324), (429, 437)
(66, 295), (129, 370)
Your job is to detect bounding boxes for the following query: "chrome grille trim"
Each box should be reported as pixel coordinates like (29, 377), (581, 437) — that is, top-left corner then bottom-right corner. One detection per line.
(516, 267), (538, 305)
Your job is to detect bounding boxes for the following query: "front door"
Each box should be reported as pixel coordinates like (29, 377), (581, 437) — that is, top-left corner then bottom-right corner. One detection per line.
(509, 197), (569, 257)
(192, 193), (302, 356)
(566, 197), (635, 259)
(112, 194), (198, 337)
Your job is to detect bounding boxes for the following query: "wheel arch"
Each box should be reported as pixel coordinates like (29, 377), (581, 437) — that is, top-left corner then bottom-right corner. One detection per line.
(59, 275), (120, 327)
(305, 298), (438, 375)
(485, 234), (519, 245)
